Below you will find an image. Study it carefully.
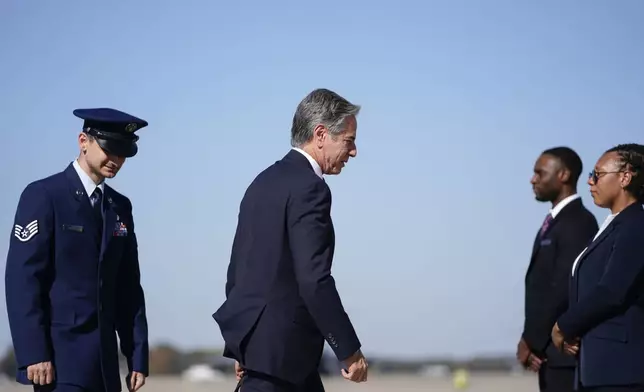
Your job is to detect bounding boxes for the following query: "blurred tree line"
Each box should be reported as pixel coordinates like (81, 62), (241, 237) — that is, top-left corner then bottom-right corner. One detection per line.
(0, 344), (519, 377)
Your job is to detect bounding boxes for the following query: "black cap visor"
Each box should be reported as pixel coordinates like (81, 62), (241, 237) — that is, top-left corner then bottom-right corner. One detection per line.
(96, 138), (138, 158)
(87, 128), (139, 158)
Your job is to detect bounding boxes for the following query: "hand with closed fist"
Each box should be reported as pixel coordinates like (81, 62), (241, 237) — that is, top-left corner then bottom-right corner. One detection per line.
(126, 371), (146, 391)
(342, 350), (368, 383)
(563, 338), (580, 356)
(516, 338), (530, 365)
(526, 353), (544, 372)
(27, 361), (55, 386)
(234, 361), (244, 381)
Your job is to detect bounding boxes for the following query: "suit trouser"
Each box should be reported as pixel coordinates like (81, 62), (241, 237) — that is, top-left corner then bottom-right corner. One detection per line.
(539, 365), (576, 392)
(33, 383), (106, 392)
(237, 370), (324, 392)
(581, 386), (644, 392)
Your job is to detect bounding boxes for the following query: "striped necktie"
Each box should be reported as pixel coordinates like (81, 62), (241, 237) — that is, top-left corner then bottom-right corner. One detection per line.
(539, 213), (553, 237)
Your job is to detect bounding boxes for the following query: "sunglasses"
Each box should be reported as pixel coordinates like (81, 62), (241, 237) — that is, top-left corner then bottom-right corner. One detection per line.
(588, 169), (624, 184)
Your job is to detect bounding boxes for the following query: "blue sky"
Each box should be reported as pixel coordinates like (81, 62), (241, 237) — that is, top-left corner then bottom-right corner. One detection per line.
(0, 1), (642, 358)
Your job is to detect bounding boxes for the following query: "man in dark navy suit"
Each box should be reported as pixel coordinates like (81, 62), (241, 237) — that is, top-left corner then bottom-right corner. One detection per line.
(519, 147), (598, 392)
(552, 144), (644, 392)
(213, 88), (368, 392)
(5, 108), (150, 392)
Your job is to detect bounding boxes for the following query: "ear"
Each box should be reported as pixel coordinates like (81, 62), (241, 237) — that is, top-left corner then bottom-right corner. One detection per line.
(78, 132), (89, 154)
(313, 124), (327, 148)
(558, 168), (571, 184)
(621, 170), (633, 189)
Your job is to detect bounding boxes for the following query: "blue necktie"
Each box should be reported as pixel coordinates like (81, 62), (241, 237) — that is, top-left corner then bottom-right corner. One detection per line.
(90, 188), (103, 227)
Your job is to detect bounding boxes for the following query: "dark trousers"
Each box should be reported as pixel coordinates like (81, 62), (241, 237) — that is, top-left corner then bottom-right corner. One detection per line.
(581, 386), (644, 392)
(237, 370), (324, 392)
(34, 383), (105, 392)
(539, 365), (576, 392)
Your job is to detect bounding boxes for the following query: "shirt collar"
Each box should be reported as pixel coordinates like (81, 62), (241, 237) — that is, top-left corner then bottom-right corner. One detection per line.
(72, 159), (105, 198)
(292, 148), (323, 179)
(550, 194), (580, 218)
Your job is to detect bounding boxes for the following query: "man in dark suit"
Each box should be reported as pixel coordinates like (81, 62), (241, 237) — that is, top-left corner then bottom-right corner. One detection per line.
(213, 88), (368, 392)
(519, 147), (598, 392)
(5, 108), (150, 392)
(553, 144), (644, 392)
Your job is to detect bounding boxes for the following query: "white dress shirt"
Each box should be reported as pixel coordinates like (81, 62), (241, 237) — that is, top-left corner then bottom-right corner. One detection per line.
(292, 148), (323, 179)
(72, 159), (105, 206)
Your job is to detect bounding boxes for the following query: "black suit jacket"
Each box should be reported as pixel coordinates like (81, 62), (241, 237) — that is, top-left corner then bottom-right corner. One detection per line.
(212, 149), (361, 384)
(558, 203), (644, 387)
(523, 197), (598, 367)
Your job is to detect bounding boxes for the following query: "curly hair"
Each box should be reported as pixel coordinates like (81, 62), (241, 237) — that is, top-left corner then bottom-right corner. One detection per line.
(605, 143), (644, 203)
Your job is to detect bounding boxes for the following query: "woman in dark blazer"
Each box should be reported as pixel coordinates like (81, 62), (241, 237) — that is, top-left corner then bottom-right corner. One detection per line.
(551, 143), (644, 392)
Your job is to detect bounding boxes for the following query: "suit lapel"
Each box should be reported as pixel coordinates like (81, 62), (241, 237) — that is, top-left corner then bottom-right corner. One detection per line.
(526, 199), (583, 274)
(64, 164), (101, 242)
(572, 221), (615, 278)
(583, 225), (613, 258)
(569, 223), (613, 302)
(527, 215), (562, 275)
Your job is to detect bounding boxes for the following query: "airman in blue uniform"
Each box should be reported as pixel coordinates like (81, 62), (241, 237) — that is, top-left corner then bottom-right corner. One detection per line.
(4, 108), (150, 392)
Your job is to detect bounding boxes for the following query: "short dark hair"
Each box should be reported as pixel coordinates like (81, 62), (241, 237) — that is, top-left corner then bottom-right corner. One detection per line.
(542, 146), (583, 185)
(605, 143), (644, 203)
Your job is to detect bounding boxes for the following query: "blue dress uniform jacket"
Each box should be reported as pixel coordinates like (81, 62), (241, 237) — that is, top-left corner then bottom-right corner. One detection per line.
(213, 149), (361, 386)
(557, 202), (644, 388)
(5, 163), (149, 391)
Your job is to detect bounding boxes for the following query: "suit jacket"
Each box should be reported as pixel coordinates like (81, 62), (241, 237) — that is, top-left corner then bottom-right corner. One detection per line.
(4, 163), (149, 392)
(557, 202), (644, 387)
(212, 149), (361, 384)
(523, 198), (598, 367)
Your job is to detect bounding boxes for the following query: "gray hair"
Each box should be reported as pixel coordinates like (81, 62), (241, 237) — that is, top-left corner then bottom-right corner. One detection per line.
(290, 88), (361, 147)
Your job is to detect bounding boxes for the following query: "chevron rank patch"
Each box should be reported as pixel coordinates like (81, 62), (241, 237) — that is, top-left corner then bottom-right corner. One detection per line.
(14, 220), (38, 242)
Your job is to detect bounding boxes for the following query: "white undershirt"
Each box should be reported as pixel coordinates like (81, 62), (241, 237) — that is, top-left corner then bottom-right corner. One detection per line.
(72, 159), (105, 207)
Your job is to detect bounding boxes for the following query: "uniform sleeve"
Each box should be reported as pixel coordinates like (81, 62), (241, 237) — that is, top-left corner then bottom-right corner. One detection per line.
(287, 180), (361, 362)
(115, 199), (149, 376)
(4, 182), (53, 368)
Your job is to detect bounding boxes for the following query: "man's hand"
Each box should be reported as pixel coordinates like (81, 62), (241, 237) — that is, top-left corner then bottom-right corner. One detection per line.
(27, 362), (55, 385)
(342, 350), (368, 383)
(551, 322), (565, 351)
(563, 337), (580, 356)
(516, 338), (530, 365)
(517, 338), (544, 372)
(526, 353), (544, 372)
(126, 371), (146, 391)
(234, 361), (244, 381)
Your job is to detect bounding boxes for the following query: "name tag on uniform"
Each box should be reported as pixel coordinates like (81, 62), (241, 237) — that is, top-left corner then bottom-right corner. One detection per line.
(62, 224), (84, 233)
(113, 222), (128, 237)
(540, 239), (552, 246)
